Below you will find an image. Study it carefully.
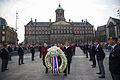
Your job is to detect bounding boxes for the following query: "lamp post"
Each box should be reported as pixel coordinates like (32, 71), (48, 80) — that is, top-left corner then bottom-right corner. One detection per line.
(117, 8), (120, 19)
(15, 11), (18, 45)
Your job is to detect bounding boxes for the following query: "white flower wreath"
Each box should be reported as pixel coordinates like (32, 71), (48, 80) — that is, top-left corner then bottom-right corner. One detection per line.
(45, 46), (67, 73)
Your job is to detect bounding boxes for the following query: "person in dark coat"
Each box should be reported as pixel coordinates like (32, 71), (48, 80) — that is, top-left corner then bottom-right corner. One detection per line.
(88, 44), (92, 61)
(95, 40), (105, 78)
(83, 44), (89, 58)
(30, 45), (35, 61)
(90, 44), (96, 68)
(18, 43), (24, 65)
(7, 45), (13, 61)
(64, 42), (73, 76)
(108, 37), (120, 80)
(38, 45), (42, 58)
(0, 44), (9, 72)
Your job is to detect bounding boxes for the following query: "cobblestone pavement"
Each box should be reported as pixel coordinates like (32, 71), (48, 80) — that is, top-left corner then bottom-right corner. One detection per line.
(0, 47), (112, 80)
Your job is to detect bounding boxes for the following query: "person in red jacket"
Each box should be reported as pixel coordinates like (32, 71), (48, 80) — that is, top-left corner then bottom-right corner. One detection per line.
(41, 43), (48, 74)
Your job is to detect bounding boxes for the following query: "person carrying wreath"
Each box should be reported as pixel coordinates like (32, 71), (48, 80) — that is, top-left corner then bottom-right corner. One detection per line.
(41, 43), (48, 74)
(64, 42), (73, 76)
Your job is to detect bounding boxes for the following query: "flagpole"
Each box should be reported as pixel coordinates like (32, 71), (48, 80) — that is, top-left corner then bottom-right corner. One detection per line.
(16, 11), (19, 45)
(16, 11), (18, 31)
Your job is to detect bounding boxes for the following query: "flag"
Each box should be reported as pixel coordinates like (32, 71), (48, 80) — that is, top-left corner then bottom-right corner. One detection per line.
(52, 55), (59, 73)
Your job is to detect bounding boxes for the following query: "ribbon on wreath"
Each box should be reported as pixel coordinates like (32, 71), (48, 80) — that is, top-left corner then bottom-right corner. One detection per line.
(52, 55), (60, 73)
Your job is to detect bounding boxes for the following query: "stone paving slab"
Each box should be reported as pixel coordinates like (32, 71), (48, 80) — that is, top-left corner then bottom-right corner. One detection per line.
(0, 47), (112, 80)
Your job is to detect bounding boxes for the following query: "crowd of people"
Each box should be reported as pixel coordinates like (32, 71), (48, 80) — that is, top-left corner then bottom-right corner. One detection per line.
(80, 37), (120, 80)
(0, 42), (76, 76)
(0, 37), (120, 80)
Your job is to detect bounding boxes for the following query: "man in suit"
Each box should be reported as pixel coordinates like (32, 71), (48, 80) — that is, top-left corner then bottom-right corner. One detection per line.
(90, 43), (96, 68)
(30, 45), (35, 61)
(108, 37), (120, 80)
(0, 44), (9, 72)
(7, 45), (13, 61)
(95, 40), (105, 78)
(64, 42), (73, 76)
(18, 43), (24, 65)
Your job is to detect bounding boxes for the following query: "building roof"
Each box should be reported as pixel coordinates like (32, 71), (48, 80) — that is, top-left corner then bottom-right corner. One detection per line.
(25, 21), (51, 27)
(97, 25), (106, 31)
(106, 17), (120, 27)
(25, 20), (93, 27)
(71, 21), (92, 27)
(52, 21), (71, 26)
(111, 17), (120, 24)
(0, 17), (7, 27)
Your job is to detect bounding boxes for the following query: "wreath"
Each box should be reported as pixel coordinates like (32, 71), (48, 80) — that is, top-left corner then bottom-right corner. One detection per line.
(45, 46), (67, 73)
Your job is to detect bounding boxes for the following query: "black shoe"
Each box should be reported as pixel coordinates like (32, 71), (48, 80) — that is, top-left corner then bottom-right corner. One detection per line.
(92, 66), (96, 68)
(96, 72), (101, 74)
(99, 76), (105, 78)
(22, 63), (24, 64)
(89, 59), (92, 61)
(5, 68), (8, 70)
(1, 70), (5, 72)
(45, 70), (48, 74)
(64, 74), (67, 76)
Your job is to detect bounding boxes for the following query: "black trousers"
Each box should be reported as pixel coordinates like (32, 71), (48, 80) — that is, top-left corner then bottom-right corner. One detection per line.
(1, 59), (8, 71)
(39, 51), (42, 58)
(89, 51), (92, 60)
(91, 54), (96, 66)
(97, 60), (105, 76)
(43, 57), (48, 73)
(64, 62), (71, 75)
(111, 73), (120, 80)
(18, 55), (24, 65)
(31, 53), (35, 61)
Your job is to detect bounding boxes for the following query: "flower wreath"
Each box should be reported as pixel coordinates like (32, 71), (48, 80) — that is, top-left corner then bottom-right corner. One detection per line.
(45, 46), (67, 73)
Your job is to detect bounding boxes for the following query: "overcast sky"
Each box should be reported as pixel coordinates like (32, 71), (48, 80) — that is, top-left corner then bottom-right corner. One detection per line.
(0, 0), (120, 43)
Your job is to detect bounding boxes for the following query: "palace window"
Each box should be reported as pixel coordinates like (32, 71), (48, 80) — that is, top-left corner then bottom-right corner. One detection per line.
(2, 31), (5, 34)
(67, 30), (69, 33)
(2, 36), (5, 41)
(45, 31), (47, 34)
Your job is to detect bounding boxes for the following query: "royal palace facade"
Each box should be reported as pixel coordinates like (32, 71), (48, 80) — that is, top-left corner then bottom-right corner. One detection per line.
(24, 5), (94, 45)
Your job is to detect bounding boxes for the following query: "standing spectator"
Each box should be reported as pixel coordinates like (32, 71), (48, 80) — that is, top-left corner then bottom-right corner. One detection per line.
(84, 44), (89, 58)
(64, 42), (73, 76)
(0, 44), (9, 72)
(95, 40), (105, 78)
(88, 44), (92, 61)
(7, 45), (13, 61)
(108, 37), (120, 80)
(90, 43), (96, 68)
(30, 45), (35, 61)
(18, 43), (24, 65)
(38, 45), (42, 58)
(41, 43), (48, 74)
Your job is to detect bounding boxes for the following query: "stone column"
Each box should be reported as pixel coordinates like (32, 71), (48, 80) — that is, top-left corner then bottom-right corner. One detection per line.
(114, 26), (118, 37)
(106, 26), (109, 39)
